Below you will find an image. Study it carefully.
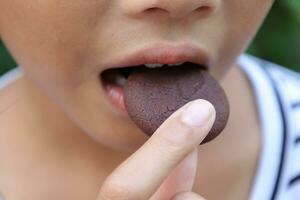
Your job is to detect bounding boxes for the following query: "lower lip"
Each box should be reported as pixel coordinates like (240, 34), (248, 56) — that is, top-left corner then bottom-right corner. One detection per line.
(101, 80), (128, 114)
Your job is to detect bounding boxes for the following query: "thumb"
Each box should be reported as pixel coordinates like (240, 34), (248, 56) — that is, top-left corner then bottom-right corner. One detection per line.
(150, 148), (199, 200)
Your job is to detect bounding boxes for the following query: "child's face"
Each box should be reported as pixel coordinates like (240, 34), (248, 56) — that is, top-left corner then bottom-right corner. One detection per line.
(0, 0), (273, 151)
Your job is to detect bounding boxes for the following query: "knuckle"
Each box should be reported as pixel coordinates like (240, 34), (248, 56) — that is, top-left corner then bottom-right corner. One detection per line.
(99, 180), (138, 200)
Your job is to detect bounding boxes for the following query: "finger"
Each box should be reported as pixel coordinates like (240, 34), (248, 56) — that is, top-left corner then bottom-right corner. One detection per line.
(171, 191), (207, 200)
(150, 148), (199, 200)
(98, 99), (215, 200)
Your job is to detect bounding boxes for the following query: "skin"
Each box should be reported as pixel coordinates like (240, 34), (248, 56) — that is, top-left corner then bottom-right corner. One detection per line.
(0, 0), (273, 199)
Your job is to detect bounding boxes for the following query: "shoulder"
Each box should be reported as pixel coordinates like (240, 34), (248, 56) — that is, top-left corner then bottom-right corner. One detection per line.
(0, 66), (24, 91)
(240, 54), (300, 200)
(0, 66), (25, 115)
(239, 54), (300, 85)
(239, 54), (300, 102)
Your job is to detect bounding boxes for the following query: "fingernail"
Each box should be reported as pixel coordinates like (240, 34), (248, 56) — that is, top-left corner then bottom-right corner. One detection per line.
(181, 100), (213, 127)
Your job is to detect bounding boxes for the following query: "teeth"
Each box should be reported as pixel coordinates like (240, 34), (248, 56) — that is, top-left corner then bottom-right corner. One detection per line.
(115, 74), (126, 86)
(144, 63), (165, 68)
(144, 62), (184, 68)
(167, 62), (184, 66)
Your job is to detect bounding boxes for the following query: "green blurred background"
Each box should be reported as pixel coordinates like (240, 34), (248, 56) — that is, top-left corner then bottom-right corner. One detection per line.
(0, 1), (300, 76)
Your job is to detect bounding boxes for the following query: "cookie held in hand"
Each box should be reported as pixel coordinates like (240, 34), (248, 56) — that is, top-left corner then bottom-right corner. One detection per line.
(124, 63), (230, 144)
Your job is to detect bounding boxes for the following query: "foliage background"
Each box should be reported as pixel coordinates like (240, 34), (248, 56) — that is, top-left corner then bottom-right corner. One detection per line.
(0, 1), (300, 76)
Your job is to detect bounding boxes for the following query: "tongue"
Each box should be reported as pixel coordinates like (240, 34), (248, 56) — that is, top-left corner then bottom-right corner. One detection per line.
(123, 63), (229, 144)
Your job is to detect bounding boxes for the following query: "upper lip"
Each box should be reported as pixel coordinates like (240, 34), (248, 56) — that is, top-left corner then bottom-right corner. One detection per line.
(102, 42), (211, 70)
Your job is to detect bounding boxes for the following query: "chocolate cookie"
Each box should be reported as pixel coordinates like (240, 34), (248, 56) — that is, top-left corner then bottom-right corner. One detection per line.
(123, 63), (230, 144)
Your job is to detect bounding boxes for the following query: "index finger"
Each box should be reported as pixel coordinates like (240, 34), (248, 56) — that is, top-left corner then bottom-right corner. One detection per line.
(98, 99), (215, 200)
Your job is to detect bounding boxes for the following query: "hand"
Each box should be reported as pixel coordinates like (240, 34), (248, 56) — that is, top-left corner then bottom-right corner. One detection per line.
(97, 99), (216, 200)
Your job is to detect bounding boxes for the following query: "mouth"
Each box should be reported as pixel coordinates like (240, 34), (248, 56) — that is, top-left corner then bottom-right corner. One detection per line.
(99, 42), (210, 114)
(100, 62), (207, 114)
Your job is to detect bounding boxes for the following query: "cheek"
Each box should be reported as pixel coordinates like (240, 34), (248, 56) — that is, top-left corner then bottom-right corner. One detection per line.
(0, 0), (111, 89)
(27, 64), (148, 152)
(30, 63), (147, 151)
(211, 0), (273, 79)
(0, 0), (147, 151)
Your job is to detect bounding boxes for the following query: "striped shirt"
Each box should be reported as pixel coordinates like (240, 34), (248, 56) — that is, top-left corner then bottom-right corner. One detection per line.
(238, 55), (300, 200)
(0, 54), (299, 199)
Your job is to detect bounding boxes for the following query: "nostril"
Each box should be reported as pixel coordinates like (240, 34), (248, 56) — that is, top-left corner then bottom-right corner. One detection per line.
(145, 5), (214, 17)
(145, 7), (168, 14)
(146, 7), (159, 12)
(195, 5), (213, 13)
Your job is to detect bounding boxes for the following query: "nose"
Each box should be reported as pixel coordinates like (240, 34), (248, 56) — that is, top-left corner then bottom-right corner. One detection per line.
(121, 0), (219, 19)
